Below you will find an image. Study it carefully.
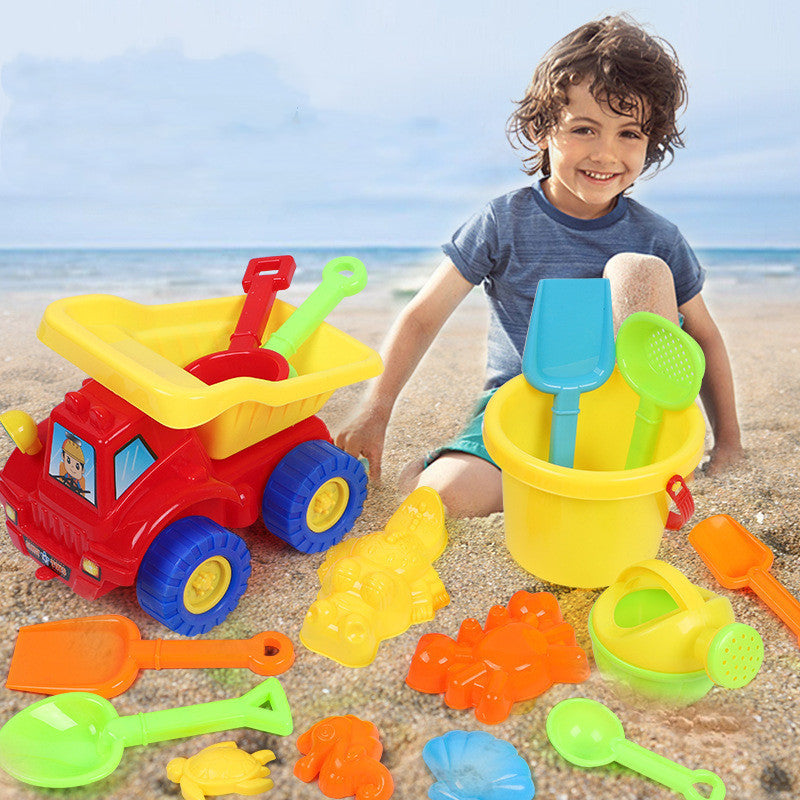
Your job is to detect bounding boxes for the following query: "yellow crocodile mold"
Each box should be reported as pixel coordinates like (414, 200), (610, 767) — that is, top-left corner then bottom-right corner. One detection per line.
(300, 486), (449, 667)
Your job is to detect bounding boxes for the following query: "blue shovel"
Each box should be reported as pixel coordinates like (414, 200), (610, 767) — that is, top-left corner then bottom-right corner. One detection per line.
(522, 278), (615, 468)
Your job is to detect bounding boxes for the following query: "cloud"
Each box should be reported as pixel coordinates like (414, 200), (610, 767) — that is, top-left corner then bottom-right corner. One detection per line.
(0, 35), (798, 246)
(0, 46), (524, 245)
(1, 47), (305, 196)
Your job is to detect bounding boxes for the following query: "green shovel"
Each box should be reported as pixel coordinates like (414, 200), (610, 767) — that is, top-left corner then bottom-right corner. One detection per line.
(0, 677), (292, 788)
(264, 255), (368, 377)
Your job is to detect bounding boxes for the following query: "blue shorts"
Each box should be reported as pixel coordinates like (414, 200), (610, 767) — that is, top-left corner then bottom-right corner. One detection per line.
(424, 389), (499, 468)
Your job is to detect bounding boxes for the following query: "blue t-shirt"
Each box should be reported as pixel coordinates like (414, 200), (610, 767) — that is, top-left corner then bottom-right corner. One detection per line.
(442, 181), (706, 390)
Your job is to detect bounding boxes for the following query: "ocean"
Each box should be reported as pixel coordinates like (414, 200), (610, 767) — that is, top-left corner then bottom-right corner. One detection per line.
(0, 246), (799, 298)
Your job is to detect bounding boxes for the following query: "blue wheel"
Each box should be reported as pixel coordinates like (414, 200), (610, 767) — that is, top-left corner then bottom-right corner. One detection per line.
(136, 516), (251, 635)
(262, 440), (367, 554)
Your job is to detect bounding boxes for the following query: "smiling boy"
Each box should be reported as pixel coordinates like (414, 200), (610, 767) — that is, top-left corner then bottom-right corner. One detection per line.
(539, 80), (649, 218)
(337, 16), (744, 516)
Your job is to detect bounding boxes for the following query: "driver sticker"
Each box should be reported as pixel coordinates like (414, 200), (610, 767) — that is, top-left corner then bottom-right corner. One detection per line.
(49, 423), (97, 506)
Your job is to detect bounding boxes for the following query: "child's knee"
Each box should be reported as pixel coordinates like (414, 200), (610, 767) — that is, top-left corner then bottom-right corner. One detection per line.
(403, 463), (459, 507)
(411, 455), (502, 518)
(429, 480), (476, 518)
(604, 252), (671, 286)
(604, 252), (678, 329)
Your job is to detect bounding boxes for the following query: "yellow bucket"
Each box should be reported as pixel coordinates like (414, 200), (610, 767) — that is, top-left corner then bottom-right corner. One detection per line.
(483, 369), (705, 588)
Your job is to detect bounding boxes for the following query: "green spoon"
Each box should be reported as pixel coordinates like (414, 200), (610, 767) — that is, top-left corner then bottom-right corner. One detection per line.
(0, 677), (292, 789)
(546, 698), (725, 799)
(264, 255), (368, 376)
(616, 312), (705, 470)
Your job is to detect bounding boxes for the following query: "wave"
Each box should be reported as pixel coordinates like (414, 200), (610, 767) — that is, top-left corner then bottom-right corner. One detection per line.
(0, 246), (796, 295)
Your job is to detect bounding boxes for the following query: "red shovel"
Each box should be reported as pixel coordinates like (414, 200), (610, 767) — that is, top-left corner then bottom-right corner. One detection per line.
(185, 255), (296, 384)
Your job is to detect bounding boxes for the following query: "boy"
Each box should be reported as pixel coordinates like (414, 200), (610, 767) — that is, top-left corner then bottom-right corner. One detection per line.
(336, 16), (744, 517)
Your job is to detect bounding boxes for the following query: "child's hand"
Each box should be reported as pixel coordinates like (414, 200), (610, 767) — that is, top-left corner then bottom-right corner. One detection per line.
(703, 441), (746, 476)
(335, 406), (390, 484)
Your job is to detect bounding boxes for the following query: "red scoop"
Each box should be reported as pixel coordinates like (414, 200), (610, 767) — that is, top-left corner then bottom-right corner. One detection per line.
(184, 255), (295, 384)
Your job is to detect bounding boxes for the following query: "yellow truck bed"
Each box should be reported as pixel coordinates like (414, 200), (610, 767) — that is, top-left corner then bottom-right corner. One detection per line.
(38, 292), (382, 459)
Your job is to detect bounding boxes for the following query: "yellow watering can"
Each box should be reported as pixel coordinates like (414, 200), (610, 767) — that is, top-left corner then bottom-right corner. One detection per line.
(589, 559), (763, 703)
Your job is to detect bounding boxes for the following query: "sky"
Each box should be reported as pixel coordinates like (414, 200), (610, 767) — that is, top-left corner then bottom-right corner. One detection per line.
(0, 0), (798, 247)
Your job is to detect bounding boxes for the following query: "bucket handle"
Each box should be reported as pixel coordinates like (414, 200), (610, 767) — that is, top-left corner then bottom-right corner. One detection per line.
(665, 474), (694, 531)
(616, 559), (706, 613)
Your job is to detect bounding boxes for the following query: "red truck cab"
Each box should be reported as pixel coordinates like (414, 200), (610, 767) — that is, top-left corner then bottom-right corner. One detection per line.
(1, 379), (366, 635)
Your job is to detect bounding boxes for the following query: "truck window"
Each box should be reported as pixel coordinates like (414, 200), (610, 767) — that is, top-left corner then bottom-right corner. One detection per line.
(49, 424), (97, 506)
(114, 436), (156, 499)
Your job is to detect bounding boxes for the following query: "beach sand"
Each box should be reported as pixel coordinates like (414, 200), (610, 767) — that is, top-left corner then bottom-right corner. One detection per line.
(0, 278), (798, 799)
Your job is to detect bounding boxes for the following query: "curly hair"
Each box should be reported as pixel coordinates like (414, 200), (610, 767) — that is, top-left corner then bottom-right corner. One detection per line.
(507, 15), (687, 178)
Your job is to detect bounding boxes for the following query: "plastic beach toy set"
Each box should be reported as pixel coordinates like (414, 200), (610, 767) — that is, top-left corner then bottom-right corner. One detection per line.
(0, 266), (797, 799)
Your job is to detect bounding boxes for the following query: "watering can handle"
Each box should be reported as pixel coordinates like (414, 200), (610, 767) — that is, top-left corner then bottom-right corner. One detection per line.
(617, 559), (706, 612)
(665, 474), (694, 531)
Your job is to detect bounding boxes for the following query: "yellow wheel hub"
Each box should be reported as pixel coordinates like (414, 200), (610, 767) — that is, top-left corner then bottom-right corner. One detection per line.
(306, 478), (350, 533)
(183, 556), (232, 614)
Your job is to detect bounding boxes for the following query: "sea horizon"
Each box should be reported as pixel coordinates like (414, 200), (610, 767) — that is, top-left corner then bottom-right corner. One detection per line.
(1, 245), (799, 298)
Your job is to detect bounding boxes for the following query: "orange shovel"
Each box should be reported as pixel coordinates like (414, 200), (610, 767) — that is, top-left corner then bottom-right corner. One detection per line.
(6, 615), (295, 698)
(689, 515), (800, 645)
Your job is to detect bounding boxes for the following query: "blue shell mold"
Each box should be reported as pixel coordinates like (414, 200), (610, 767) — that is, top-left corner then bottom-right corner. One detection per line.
(422, 730), (535, 800)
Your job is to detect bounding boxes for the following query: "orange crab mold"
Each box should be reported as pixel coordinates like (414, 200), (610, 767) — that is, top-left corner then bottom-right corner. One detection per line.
(294, 715), (393, 800)
(406, 590), (590, 724)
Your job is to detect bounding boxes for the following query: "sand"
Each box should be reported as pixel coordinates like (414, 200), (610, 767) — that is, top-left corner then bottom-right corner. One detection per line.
(0, 278), (798, 799)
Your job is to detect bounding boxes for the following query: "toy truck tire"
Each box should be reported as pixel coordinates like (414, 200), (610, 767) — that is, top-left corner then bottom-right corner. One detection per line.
(262, 439), (367, 554)
(136, 516), (251, 635)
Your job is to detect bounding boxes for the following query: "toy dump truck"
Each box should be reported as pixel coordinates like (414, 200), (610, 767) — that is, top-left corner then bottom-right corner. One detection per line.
(0, 256), (382, 635)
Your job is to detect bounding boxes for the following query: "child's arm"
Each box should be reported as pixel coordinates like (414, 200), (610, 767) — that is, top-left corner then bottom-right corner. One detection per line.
(679, 293), (745, 474)
(335, 258), (475, 482)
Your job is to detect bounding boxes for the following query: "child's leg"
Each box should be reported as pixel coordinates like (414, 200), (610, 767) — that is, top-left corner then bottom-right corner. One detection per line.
(603, 252), (680, 332)
(399, 452), (503, 518)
